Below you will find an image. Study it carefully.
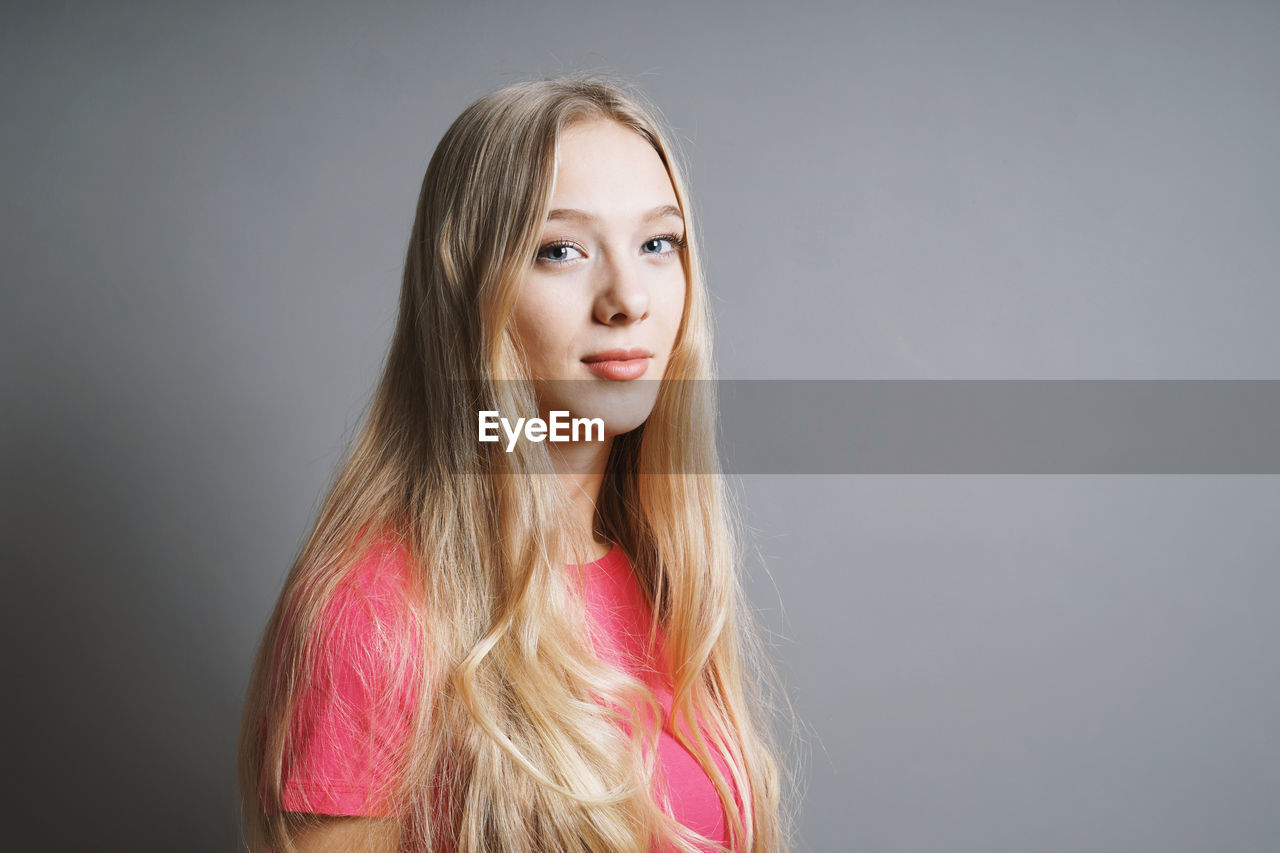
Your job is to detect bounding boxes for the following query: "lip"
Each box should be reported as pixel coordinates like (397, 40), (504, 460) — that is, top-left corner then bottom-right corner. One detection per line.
(581, 347), (653, 363)
(581, 348), (652, 381)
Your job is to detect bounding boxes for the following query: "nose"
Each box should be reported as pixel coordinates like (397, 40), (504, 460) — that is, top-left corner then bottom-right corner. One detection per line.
(592, 246), (650, 325)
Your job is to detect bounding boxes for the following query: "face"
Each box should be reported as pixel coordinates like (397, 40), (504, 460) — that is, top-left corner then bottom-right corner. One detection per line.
(511, 118), (687, 436)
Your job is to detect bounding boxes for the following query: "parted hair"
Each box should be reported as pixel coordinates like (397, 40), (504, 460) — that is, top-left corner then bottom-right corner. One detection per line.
(237, 72), (796, 853)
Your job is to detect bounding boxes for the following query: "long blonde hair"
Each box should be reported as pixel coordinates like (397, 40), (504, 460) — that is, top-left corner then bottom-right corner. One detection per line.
(237, 72), (796, 852)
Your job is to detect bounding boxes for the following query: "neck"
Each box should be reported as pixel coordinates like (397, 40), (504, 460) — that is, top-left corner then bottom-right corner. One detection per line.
(548, 435), (614, 564)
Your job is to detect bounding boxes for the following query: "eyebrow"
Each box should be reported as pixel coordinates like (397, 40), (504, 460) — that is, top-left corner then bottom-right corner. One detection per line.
(545, 204), (684, 226)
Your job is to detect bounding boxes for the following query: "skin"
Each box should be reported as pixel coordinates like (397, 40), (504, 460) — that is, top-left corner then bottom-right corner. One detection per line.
(288, 816), (398, 852)
(511, 117), (687, 563)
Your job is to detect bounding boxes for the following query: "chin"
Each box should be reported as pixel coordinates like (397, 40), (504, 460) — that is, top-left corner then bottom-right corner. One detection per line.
(573, 400), (656, 435)
(536, 384), (658, 436)
(599, 413), (651, 437)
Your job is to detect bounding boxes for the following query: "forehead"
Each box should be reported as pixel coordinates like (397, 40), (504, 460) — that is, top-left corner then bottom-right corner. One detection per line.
(550, 119), (679, 211)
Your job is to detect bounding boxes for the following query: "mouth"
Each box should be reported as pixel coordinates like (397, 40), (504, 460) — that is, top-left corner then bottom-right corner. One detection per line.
(581, 347), (653, 381)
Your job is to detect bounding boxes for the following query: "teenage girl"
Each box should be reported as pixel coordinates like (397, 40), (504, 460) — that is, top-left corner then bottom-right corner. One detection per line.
(237, 73), (792, 853)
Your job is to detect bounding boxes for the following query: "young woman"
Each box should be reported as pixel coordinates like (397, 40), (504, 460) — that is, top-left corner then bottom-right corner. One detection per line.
(237, 73), (793, 853)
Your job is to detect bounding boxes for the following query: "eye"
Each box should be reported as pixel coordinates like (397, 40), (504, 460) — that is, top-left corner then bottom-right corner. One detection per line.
(535, 241), (585, 265)
(642, 234), (688, 256)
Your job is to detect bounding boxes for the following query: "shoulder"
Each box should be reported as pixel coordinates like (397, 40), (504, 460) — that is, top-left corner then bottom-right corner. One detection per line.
(314, 534), (419, 672)
(334, 535), (413, 621)
(282, 534), (421, 816)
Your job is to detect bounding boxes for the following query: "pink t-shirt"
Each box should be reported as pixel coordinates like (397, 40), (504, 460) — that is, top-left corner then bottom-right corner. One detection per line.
(280, 540), (742, 850)
(570, 544), (743, 850)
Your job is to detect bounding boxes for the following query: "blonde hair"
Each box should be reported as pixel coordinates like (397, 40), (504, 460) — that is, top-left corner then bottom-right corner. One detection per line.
(237, 72), (796, 852)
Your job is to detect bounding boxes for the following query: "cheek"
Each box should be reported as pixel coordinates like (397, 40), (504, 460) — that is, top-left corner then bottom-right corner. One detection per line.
(512, 295), (568, 367)
(659, 272), (688, 340)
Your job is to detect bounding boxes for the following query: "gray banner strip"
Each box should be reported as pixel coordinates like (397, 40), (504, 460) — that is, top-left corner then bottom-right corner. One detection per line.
(715, 380), (1280, 474)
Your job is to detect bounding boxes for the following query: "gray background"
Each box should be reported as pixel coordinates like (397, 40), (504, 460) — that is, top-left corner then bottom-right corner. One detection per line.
(4, 1), (1278, 850)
